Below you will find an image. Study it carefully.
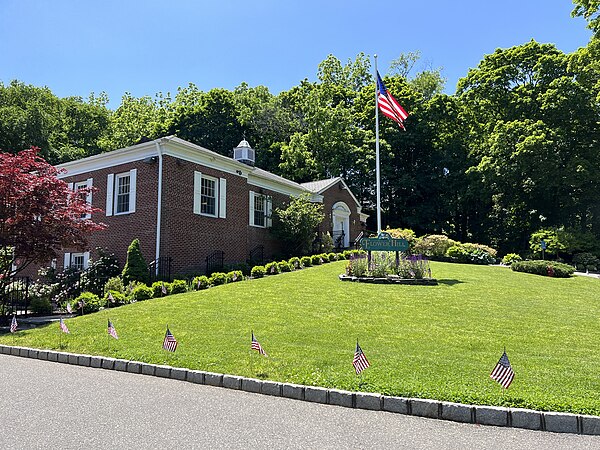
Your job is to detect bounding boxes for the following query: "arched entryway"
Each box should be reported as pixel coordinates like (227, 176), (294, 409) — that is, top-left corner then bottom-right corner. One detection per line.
(332, 201), (351, 248)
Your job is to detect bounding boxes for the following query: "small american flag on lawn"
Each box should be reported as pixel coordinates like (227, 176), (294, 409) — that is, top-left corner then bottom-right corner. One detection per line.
(353, 340), (370, 375)
(163, 326), (177, 352)
(107, 320), (118, 340)
(161, 282), (167, 295)
(66, 302), (72, 314)
(59, 318), (70, 334)
(10, 315), (17, 333)
(490, 350), (515, 389)
(251, 332), (267, 356)
(108, 292), (115, 303)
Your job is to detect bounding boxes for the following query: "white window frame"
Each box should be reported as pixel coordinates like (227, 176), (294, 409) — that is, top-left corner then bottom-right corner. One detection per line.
(106, 169), (137, 216)
(249, 191), (272, 228)
(74, 178), (93, 219)
(193, 171), (226, 219)
(63, 251), (90, 271)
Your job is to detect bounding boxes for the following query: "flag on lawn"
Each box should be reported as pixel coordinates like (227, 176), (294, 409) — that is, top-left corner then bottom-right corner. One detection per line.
(108, 292), (115, 303)
(163, 326), (177, 352)
(107, 319), (118, 340)
(353, 340), (370, 375)
(66, 302), (72, 314)
(10, 315), (17, 333)
(490, 350), (515, 389)
(161, 282), (167, 295)
(251, 332), (267, 356)
(377, 71), (409, 129)
(59, 318), (70, 334)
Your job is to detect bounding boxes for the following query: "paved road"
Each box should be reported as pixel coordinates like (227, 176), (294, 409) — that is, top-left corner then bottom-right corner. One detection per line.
(1, 355), (598, 449)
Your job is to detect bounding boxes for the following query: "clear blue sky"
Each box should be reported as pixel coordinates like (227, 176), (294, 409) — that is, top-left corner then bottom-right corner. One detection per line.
(0, 1), (592, 108)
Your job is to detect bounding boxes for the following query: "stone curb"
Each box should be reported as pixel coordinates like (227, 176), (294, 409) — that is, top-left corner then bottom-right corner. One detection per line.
(1, 344), (598, 435)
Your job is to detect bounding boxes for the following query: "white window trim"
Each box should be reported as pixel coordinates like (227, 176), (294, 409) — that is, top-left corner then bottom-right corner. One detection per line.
(63, 251), (90, 271)
(74, 178), (93, 219)
(249, 191), (272, 228)
(110, 169), (137, 216)
(193, 171), (226, 219)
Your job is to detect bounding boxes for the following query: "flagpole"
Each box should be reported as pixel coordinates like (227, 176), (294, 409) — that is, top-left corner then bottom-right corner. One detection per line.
(374, 54), (382, 234)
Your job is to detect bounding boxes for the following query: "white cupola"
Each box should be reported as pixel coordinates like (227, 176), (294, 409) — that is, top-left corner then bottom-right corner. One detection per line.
(233, 139), (255, 166)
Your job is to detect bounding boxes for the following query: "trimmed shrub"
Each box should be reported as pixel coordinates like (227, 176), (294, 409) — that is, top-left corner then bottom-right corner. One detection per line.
(210, 272), (227, 286)
(311, 255), (322, 265)
(414, 235), (456, 258)
(224, 262), (250, 276)
(446, 243), (496, 265)
(511, 260), (574, 278)
(300, 256), (312, 267)
(251, 265), (266, 278)
(226, 270), (244, 283)
(73, 292), (106, 314)
(336, 252), (346, 260)
(30, 296), (52, 315)
(278, 261), (292, 272)
(104, 276), (124, 295)
(327, 252), (338, 262)
(103, 290), (127, 306)
(318, 253), (330, 263)
(122, 239), (149, 285)
(502, 253), (522, 266)
(170, 279), (188, 294)
(151, 281), (171, 298)
(288, 257), (301, 270)
(131, 285), (153, 301)
(265, 262), (281, 275)
(193, 275), (211, 290)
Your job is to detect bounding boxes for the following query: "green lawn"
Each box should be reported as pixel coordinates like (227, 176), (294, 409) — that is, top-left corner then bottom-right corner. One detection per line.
(4, 261), (600, 415)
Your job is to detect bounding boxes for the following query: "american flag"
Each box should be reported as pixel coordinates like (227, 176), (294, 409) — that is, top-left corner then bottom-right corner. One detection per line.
(377, 71), (409, 129)
(107, 319), (118, 340)
(161, 282), (167, 295)
(59, 318), (70, 334)
(251, 332), (267, 356)
(66, 302), (72, 314)
(353, 340), (370, 375)
(108, 292), (115, 303)
(163, 326), (177, 352)
(10, 315), (17, 333)
(490, 350), (515, 389)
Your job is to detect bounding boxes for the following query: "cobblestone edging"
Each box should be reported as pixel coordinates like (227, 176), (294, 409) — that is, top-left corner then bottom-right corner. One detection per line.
(2, 344), (599, 435)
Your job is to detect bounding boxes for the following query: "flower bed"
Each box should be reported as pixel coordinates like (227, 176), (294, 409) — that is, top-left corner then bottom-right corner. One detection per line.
(338, 274), (437, 285)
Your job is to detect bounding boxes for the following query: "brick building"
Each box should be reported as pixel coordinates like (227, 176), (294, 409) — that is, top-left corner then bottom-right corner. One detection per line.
(53, 136), (367, 275)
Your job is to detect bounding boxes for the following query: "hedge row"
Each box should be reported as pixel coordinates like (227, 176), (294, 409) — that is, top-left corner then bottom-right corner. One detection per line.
(510, 260), (574, 278)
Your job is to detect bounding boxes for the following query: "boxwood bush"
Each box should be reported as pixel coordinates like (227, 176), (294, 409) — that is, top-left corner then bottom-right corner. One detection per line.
(210, 272), (227, 286)
(226, 270), (244, 283)
(193, 275), (210, 290)
(511, 260), (574, 278)
(300, 256), (312, 267)
(170, 279), (188, 294)
(327, 252), (338, 262)
(151, 281), (171, 298)
(73, 292), (106, 314)
(265, 262), (280, 275)
(311, 255), (322, 265)
(251, 265), (266, 278)
(131, 285), (153, 301)
(501, 253), (522, 266)
(288, 257), (301, 270)
(278, 261), (292, 272)
(103, 290), (127, 306)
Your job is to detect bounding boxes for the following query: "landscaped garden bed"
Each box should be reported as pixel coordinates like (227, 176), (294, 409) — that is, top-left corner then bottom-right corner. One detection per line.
(338, 274), (438, 285)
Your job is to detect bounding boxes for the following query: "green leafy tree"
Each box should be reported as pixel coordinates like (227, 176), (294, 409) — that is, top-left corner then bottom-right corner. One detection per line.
(271, 194), (325, 256)
(122, 239), (149, 285)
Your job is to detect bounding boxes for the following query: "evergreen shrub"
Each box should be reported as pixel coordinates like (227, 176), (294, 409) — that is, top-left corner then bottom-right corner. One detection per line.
(251, 265), (266, 278)
(511, 260), (574, 278)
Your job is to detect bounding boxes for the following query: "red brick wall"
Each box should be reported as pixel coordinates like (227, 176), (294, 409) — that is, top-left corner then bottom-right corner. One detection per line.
(319, 181), (366, 245)
(61, 159), (160, 270)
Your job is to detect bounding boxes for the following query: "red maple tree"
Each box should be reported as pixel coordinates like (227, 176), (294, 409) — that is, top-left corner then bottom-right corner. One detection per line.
(0, 147), (105, 289)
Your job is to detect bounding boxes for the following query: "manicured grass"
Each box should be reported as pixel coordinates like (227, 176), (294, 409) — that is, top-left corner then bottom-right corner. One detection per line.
(4, 261), (600, 415)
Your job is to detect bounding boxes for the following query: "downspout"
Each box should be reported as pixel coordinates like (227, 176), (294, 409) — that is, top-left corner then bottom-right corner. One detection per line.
(155, 141), (163, 275)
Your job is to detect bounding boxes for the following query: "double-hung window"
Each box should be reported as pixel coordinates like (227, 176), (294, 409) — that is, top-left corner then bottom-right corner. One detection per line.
(106, 169), (137, 216)
(63, 251), (90, 271)
(193, 171), (226, 218)
(249, 191), (272, 228)
(68, 178), (93, 219)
